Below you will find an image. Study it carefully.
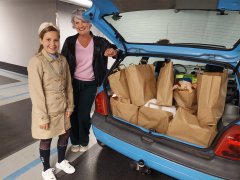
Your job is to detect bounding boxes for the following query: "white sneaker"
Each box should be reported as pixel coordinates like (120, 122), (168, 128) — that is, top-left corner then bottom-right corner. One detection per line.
(71, 145), (80, 152)
(79, 145), (88, 152)
(56, 160), (75, 174)
(42, 168), (56, 180)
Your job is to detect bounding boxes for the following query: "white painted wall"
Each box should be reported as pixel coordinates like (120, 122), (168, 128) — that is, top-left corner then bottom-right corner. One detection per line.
(0, 0), (113, 68)
(0, 0), (57, 67)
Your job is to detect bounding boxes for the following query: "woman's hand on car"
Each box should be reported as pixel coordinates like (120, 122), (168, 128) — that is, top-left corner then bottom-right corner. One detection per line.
(104, 48), (117, 57)
(40, 123), (49, 130)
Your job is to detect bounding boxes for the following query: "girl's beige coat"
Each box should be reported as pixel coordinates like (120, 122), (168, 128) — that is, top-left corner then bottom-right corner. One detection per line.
(28, 50), (74, 139)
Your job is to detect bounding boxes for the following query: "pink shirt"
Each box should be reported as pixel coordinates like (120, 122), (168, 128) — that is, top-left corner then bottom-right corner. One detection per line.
(74, 39), (94, 81)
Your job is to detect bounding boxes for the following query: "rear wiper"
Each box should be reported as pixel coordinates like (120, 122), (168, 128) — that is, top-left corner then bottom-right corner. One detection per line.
(170, 43), (226, 49)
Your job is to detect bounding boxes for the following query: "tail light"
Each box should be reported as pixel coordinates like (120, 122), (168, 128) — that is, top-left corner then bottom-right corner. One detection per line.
(95, 91), (108, 116)
(214, 125), (240, 160)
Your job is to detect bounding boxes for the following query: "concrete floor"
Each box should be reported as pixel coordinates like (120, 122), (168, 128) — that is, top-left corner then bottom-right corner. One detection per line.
(0, 129), (97, 180)
(57, 144), (174, 180)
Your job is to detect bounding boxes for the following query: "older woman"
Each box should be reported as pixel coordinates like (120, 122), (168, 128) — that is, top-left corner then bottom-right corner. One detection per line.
(61, 8), (118, 152)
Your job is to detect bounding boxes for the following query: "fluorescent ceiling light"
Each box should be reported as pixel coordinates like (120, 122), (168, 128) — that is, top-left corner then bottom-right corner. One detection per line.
(59, 0), (92, 8)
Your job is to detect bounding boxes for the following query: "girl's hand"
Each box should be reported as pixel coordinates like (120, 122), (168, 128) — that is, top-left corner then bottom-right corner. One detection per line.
(40, 123), (49, 130)
(104, 48), (117, 57)
(65, 111), (72, 118)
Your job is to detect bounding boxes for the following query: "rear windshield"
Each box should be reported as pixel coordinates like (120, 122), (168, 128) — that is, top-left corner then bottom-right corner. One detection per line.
(105, 10), (240, 49)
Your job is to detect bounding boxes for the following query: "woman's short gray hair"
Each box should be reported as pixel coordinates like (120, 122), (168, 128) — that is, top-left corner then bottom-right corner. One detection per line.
(71, 8), (88, 27)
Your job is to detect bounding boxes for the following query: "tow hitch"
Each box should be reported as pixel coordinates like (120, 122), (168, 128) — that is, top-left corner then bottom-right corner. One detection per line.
(130, 159), (151, 175)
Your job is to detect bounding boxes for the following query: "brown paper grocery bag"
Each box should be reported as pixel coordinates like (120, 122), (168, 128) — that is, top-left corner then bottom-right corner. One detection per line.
(125, 64), (156, 106)
(138, 106), (172, 134)
(197, 70), (228, 126)
(108, 69), (130, 102)
(174, 89), (197, 110)
(157, 61), (174, 106)
(110, 97), (138, 125)
(167, 108), (217, 147)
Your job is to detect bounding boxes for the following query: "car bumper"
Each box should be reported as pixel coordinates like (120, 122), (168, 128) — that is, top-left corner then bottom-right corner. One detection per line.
(92, 113), (240, 180)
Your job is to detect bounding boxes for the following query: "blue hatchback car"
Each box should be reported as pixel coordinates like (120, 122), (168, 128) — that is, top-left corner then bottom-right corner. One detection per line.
(83, 0), (240, 179)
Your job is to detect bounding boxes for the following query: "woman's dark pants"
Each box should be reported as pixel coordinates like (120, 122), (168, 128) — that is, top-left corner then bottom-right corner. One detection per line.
(70, 79), (97, 146)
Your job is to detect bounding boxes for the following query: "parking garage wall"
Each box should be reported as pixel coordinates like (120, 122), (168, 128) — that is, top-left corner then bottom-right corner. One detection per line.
(0, 0), (56, 69)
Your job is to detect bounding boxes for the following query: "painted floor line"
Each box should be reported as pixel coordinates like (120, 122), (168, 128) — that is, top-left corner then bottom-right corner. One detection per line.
(0, 83), (28, 90)
(0, 92), (29, 100)
(0, 69), (27, 78)
(2, 147), (58, 180)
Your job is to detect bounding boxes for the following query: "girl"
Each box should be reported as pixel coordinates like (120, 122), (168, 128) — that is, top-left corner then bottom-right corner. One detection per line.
(28, 22), (75, 180)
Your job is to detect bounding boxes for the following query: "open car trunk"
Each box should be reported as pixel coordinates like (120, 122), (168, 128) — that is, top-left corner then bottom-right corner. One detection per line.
(105, 56), (239, 148)
(92, 55), (240, 179)
(88, 0), (240, 178)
